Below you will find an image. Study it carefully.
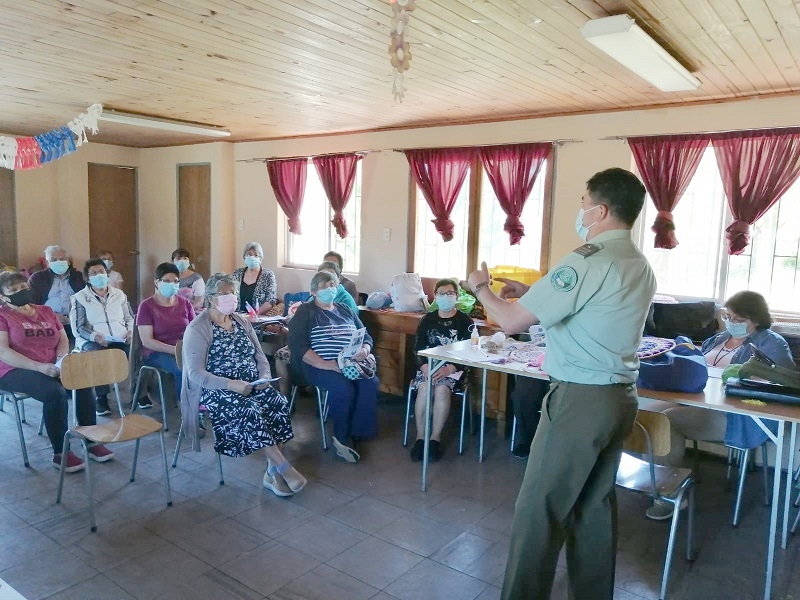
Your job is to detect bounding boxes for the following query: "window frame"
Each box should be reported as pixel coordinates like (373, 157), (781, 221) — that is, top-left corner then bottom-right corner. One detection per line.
(406, 156), (554, 278)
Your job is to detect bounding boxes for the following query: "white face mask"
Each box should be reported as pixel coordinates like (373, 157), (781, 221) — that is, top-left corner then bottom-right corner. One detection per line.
(575, 204), (601, 242)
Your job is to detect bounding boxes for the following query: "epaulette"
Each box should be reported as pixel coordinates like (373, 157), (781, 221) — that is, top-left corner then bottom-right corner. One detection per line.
(572, 243), (602, 258)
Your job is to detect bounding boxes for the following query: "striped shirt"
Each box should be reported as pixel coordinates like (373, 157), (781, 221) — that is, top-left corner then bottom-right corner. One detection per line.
(309, 305), (357, 360)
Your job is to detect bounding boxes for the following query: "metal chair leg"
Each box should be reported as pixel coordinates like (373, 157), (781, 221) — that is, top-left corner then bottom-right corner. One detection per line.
(0, 392), (4, 412)
(403, 385), (413, 447)
(510, 415), (517, 452)
(217, 453), (224, 485)
(288, 385), (298, 413)
(11, 396), (30, 468)
(38, 416), (44, 436)
(56, 432), (71, 503)
(153, 370), (168, 432)
(158, 430), (173, 506)
(458, 390), (468, 455)
(79, 438), (97, 532)
(131, 439), (140, 482)
(761, 443), (770, 506)
(172, 421), (184, 468)
(130, 369), (145, 414)
(733, 448), (750, 527)
(726, 447), (734, 482)
(686, 483), (696, 561)
(660, 487), (687, 600)
(316, 387), (328, 450)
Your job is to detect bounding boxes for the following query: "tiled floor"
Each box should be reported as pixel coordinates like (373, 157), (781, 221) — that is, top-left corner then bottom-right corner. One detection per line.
(1, 391), (800, 600)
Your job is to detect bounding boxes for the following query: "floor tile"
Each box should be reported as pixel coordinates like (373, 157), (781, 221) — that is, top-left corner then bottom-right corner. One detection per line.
(0, 547), (98, 600)
(232, 498), (316, 537)
(169, 517), (271, 567)
(328, 496), (408, 534)
(384, 559), (488, 600)
(327, 537), (423, 589)
(155, 569), (265, 600)
(270, 564), (379, 600)
(218, 539), (319, 596)
(277, 515), (368, 562)
(429, 532), (495, 571)
(43, 573), (136, 600)
(374, 513), (461, 557)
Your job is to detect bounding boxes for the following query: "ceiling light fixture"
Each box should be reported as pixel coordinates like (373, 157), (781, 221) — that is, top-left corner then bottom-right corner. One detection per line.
(580, 15), (701, 92)
(97, 110), (231, 137)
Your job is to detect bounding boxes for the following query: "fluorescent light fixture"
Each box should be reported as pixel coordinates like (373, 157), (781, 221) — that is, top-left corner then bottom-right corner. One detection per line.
(580, 15), (701, 92)
(98, 109), (231, 137)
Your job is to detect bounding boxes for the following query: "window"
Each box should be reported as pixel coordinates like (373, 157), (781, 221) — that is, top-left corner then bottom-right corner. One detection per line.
(411, 161), (550, 279)
(637, 147), (800, 313)
(285, 161), (361, 272)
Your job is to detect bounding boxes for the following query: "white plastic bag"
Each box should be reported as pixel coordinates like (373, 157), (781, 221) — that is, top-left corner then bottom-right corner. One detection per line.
(389, 273), (428, 312)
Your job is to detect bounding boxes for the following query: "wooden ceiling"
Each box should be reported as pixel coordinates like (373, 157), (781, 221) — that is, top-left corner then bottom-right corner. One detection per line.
(1, 0), (799, 147)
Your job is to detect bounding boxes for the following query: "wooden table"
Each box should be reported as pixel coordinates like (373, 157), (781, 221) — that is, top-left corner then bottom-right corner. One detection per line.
(418, 339), (800, 600)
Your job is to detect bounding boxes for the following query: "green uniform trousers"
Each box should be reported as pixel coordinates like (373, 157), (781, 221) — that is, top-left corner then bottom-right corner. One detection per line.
(501, 379), (639, 600)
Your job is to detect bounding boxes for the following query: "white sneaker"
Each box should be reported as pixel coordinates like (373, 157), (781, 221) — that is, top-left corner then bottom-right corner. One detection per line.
(332, 436), (360, 463)
(646, 498), (688, 521)
(262, 471), (294, 497)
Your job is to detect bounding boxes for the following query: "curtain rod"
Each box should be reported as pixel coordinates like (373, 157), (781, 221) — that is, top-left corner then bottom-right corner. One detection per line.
(238, 149), (376, 163)
(391, 139), (580, 152)
(600, 124), (800, 141)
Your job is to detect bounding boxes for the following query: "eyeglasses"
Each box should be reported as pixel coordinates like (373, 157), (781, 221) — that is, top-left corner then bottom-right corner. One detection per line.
(436, 292), (457, 298)
(722, 313), (747, 324)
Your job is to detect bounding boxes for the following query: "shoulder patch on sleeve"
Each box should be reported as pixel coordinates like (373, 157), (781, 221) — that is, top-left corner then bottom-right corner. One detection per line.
(550, 266), (579, 292)
(572, 243), (601, 258)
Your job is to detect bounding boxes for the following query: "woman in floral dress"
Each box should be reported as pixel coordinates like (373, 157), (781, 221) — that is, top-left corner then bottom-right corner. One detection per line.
(181, 273), (306, 497)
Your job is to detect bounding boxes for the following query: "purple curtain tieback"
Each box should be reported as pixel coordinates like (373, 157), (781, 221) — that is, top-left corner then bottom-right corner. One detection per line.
(651, 212), (678, 249)
(725, 219), (751, 255)
(287, 216), (303, 235)
(431, 216), (455, 242)
(503, 214), (525, 245)
(331, 211), (348, 238)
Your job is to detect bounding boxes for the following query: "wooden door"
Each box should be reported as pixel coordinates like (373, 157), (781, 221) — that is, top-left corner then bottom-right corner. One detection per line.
(178, 164), (211, 279)
(0, 169), (16, 269)
(88, 163), (139, 303)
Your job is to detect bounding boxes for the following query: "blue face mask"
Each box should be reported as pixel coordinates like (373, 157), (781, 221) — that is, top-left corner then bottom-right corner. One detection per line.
(436, 293), (457, 312)
(174, 259), (190, 273)
(725, 319), (749, 339)
(158, 281), (180, 298)
(103, 259), (114, 271)
(89, 273), (109, 289)
(316, 286), (338, 304)
(49, 260), (69, 275)
(575, 204), (601, 242)
(244, 255), (262, 269)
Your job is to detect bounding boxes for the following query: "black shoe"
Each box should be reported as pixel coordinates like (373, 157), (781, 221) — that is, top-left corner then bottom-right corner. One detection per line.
(137, 396), (153, 410)
(198, 412), (206, 431)
(429, 440), (442, 462)
(409, 439), (424, 462)
(95, 396), (112, 416)
(512, 444), (530, 460)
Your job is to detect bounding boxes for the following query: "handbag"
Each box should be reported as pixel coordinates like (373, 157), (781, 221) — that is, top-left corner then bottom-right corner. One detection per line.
(737, 344), (800, 389)
(337, 353), (377, 381)
(389, 273), (428, 312)
(636, 336), (709, 393)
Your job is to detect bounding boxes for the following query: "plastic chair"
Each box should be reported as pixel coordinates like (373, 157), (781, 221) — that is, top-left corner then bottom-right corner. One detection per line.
(402, 379), (472, 455)
(171, 341), (225, 485)
(56, 348), (172, 532)
(0, 390), (45, 467)
(128, 324), (172, 430)
(616, 409), (695, 599)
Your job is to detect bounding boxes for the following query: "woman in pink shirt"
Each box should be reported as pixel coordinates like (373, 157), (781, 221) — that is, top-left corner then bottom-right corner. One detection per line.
(0, 271), (113, 472)
(136, 263), (196, 409)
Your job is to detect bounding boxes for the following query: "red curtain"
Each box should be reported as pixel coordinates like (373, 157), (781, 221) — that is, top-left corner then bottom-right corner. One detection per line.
(313, 153), (361, 238)
(629, 135), (709, 249)
(405, 147), (476, 242)
(267, 158), (307, 235)
(479, 143), (551, 245)
(712, 128), (800, 254)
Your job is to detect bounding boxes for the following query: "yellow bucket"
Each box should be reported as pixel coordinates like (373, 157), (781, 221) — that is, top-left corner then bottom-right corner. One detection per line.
(489, 265), (542, 295)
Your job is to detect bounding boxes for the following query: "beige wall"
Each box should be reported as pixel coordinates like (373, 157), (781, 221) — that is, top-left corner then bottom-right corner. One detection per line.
(11, 94), (800, 300)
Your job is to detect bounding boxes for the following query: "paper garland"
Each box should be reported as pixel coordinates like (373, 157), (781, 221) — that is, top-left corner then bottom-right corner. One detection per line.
(389, 0), (416, 102)
(0, 103), (103, 170)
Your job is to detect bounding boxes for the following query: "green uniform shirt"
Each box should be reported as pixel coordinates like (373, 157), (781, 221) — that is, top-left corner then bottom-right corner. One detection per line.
(518, 229), (656, 385)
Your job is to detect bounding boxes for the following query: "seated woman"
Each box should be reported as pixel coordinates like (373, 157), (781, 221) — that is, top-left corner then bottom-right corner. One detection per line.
(409, 278), (474, 462)
(288, 271), (379, 463)
(98, 250), (124, 290)
(180, 273), (306, 497)
(232, 242), (277, 315)
(136, 263), (196, 410)
(172, 248), (205, 312)
(273, 262), (357, 398)
(642, 290), (795, 520)
(70, 258), (134, 417)
(0, 271), (113, 472)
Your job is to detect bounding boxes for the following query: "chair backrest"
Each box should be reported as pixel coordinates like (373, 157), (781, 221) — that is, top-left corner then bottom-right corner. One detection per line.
(175, 340), (184, 370)
(61, 348), (129, 390)
(623, 409), (672, 457)
(283, 292), (310, 316)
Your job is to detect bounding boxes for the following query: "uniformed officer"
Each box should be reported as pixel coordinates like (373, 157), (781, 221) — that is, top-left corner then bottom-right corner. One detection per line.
(468, 168), (656, 600)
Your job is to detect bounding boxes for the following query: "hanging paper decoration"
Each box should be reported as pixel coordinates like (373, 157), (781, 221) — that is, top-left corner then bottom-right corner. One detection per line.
(0, 103), (102, 171)
(388, 0), (416, 102)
